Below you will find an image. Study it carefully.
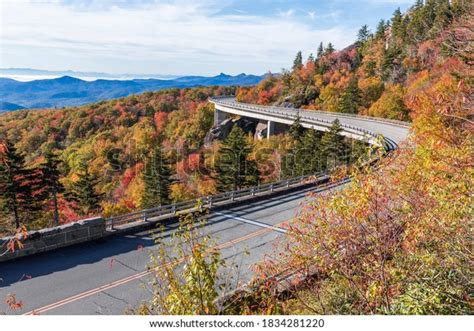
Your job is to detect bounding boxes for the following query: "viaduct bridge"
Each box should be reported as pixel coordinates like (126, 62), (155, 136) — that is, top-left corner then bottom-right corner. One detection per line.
(210, 96), (409, 150)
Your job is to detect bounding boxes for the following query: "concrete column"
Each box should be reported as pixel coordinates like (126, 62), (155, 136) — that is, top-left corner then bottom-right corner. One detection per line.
(214, 109), (229, 126)
(267, 120), (275, 139)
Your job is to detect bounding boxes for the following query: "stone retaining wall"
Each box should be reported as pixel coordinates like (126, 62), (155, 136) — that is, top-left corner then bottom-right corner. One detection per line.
(0, 217), (105, 263)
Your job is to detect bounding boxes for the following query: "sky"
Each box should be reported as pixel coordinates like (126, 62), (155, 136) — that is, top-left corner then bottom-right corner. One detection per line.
(0, 0), (414, 76)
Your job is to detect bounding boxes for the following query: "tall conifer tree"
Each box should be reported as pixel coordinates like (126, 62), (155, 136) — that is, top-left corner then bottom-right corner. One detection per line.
(338, 76), (362, 114)
(215, 126), (259, 192)
(293, 51), (303, 70)
(66, 164), (103, 216)
(142, 145), (173, 208)
(321, 119), (348, 170)
(317, 42), (324, 58)
(0, 139), (39, 228)
(39, 151), (65, 225)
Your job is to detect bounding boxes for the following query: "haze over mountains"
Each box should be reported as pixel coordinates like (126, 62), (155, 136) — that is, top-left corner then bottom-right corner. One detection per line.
(0, 70), (264, 111)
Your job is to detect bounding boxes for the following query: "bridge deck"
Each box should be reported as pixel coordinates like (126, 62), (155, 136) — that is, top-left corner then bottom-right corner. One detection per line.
(210, 97), (410, 145)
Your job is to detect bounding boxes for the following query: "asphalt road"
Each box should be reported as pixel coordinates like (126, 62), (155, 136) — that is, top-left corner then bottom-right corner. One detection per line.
(0, 184), (333, 315)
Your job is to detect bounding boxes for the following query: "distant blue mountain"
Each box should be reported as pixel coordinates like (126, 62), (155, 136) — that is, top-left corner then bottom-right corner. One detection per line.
(0, 73), (264, 110)
(0, 101), (25, 112)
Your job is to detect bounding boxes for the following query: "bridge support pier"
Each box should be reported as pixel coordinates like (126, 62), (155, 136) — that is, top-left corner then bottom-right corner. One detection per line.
(267, 120), (275, 139)
(214, 109), (229, 126)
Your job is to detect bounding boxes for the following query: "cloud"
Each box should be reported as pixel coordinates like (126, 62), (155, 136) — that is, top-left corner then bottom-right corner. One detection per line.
(277, 8), (295, 18)
(0, 0), (355, 75)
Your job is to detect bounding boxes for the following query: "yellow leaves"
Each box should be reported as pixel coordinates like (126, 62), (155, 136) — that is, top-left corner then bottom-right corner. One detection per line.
(319, 84), (340, 113)
(367, 84), (409, 120)
(170, 183), (196, 202)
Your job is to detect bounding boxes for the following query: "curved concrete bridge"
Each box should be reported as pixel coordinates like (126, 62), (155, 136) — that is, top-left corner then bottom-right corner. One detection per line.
(210, 97), (410, 150)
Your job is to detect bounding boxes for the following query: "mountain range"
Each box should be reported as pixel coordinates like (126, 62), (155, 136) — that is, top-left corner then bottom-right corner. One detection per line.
(0, 73), (264, 111)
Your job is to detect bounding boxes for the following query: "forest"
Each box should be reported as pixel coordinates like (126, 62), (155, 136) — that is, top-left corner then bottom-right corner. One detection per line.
(0, 80), (367, 234)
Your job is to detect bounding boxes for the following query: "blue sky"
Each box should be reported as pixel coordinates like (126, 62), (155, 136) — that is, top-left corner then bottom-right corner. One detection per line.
(0, 0), (413, 76)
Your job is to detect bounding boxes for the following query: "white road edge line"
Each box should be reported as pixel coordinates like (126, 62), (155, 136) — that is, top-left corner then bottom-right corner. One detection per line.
(213, 211), (288, 234)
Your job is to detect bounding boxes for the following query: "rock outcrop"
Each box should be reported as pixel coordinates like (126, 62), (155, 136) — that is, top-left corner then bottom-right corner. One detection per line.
(204, 117), (258, 146)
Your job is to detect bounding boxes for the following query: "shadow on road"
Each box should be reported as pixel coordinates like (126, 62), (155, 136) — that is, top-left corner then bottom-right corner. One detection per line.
(0, 184), (319, 288)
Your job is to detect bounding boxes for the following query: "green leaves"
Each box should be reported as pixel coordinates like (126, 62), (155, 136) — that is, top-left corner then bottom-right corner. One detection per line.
(65, 164), (103, 216)
(0, 139), (41, 228)
(142, 143), (173, 209)
(215, 126), (259, 192)
(143, 205), (224, 315)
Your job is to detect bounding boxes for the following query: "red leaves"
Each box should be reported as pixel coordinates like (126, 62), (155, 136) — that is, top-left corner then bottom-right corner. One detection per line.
(177, 153), (202, 178)
(5, 294), (23, 311)
(121, 163), (143, 189)
(154, 111), (168, 131)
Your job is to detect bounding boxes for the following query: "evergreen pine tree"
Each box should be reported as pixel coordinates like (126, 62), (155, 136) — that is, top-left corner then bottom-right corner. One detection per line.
(300, 128), (322, 175)
(431, 0), (452, 34)
(382, 44), (402, 81)
(142, 145), (173, 208)
(423, 0), (438, 26)
(317, 42), (324, 58)
(406, 0), (427, 42)
(39, 151), (65, 226)
(375, 19), (387, 39)
(320, 119), (348, 170)
(0, 139), (38, 228)
(293, 51), (303, 70)
(66, 164), (103, 216)
(307, 53), (315, 63)
(215, 126), (259, 192)
(337, 76), (362, 114)
(391, 8), (404, 41)
(357, 24), (371, 44)
(289, 113), (305, 142)
(325, 43), (335, 55)
(281, 115), (306, 178)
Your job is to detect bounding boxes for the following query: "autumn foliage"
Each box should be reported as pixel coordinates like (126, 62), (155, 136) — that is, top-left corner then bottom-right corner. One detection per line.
(242, 1), (473, 315)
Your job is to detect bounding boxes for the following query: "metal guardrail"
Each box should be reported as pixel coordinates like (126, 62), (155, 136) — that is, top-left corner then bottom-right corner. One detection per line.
(210, 96), (411, 129)
(105, 174), (327, 230)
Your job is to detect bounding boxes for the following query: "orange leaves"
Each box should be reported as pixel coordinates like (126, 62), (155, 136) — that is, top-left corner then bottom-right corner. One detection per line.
(5, 294), (23, 311)
(176, 153), (201, 178)
(0, 141), (7, 154)
(4, 225), (27, 254)
(153, 111), (168, 131)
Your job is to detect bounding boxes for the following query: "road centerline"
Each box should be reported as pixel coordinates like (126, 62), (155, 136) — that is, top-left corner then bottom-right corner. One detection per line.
(24, 217), (290, 315)
(213, 211), (288, 234)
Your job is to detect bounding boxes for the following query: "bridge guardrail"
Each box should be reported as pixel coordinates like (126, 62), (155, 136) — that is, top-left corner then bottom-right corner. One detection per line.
(105, 174), (325, 230)
(209, 96), (411, 129)
(210, 98), (380, 141)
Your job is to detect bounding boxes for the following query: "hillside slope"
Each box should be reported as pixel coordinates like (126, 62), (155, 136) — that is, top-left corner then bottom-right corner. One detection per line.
(229, 0), (473, 315)
(236, 0), (469, 123)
